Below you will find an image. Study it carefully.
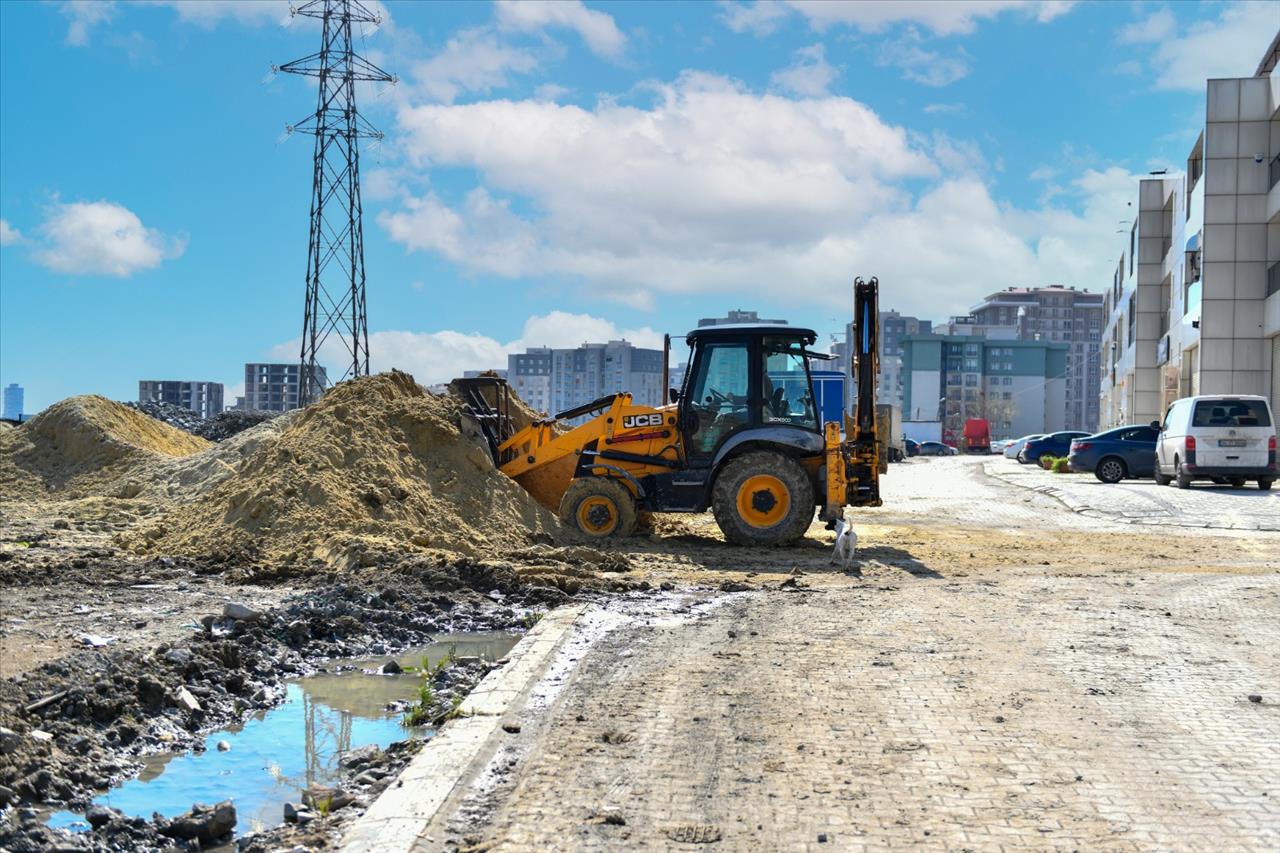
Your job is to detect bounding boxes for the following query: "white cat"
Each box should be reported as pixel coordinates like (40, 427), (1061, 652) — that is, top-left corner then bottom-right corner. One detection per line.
(831, 518), (858, 569)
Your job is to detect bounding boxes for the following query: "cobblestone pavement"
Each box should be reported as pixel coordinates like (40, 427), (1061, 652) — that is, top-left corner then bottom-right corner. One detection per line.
(984, 456), (1280, 532)
(432, 459), (1280, 852)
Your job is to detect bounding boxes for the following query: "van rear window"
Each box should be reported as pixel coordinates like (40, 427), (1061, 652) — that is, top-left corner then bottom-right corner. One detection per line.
(1191, 400), (1272, 428)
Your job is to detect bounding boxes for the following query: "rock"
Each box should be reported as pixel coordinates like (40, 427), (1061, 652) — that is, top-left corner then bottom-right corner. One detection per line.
(1248, 694), (1262, 703)
(380, 660), (403, 675)
(137, 677), (166, 712)
(283, 802), (302, 823)
(174, 687), (202, 713)
(660, 581), (675, 591)
(30, 730), (54, 743)
(223, 602), (262, 622)
(160, 800), (236, 842)
(719, 581), (750, 592)
(353, 769), (388, 786)
(216, 740), (231, 752)
(164, 648), (192, 666)
(285, 619), (311, 645)
(502, 722), (522, 734)
(0, 726), (19, 755)
(339, 744), (380, 770)
(303, 784), (354, 811)
(52, 518), (71, 530)
(0, 785), (15, 808)
(78, 633), (115, 647)
(85, 805), (119, 828)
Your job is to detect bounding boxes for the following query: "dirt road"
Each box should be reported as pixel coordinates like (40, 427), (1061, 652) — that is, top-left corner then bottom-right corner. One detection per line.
(433, 457), (1280, 851)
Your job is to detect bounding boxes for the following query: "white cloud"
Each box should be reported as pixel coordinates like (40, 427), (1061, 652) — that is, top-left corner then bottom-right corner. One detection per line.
(1134, 2), (1278, 91)
(723, 0), (1076, 38)
(534, 83), (571, 102)
(719, 0), (790, 36)
(770, 43), (838, 97)
(409, 27), (539, 103)
(269, 311), (661, 387)
(0, 219), (22, 246)
(495, 0), (626, 59)
(383, 71), (1135, 319)
(32, 200), (185, 277)
(877, 29), (970, 86)
(1117, 7), (1176, 44)
(60, 0), (117, 46)
(146, 0), (292, 28)
(923, 102), (965, 114)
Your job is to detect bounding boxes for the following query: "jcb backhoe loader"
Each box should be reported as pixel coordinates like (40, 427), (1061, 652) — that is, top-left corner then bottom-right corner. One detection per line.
(457, 278), (883, 546)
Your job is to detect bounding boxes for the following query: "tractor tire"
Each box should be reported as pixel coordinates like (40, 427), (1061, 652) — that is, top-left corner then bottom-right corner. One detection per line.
(558, 477), (638, 542)
(711, 452), (815, 546)
(1095, 456), (1126, 484)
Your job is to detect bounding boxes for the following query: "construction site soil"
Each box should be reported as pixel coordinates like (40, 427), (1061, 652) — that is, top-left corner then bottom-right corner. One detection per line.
(0, 372), (643, 849)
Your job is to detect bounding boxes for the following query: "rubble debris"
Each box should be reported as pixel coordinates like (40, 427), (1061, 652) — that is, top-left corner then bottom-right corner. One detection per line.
(124, 401), (206, 435)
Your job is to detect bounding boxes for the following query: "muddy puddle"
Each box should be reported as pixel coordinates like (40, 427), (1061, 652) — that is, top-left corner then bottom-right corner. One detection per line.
(45, 631), (520, 838)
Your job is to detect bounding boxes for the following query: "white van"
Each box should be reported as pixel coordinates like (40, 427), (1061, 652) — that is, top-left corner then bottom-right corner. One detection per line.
(1152, 395), (1276, 490)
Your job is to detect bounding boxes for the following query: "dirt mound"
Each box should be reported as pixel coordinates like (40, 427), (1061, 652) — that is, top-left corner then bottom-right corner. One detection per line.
(131, 371), (560, 565)
(0, 396), (210, 500)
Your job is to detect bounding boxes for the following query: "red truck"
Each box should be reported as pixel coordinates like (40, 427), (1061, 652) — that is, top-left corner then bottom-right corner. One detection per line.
(963, 418), (991, 454)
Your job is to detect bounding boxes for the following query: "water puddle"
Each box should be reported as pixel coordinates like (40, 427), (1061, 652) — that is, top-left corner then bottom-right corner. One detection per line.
(46, 631), (520, 838)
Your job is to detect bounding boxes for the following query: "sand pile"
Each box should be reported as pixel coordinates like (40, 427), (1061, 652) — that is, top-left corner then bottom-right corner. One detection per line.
(130, 371), (560, 565)
(0, 395), (210, 500)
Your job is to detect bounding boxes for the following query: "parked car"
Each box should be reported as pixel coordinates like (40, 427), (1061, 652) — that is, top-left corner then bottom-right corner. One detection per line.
(990, 438), (1013, 454)
(1019, 431), (1091, 465)
(917, 441), (955, 456)
(1154, 395), (1276, 490)
(1068, 425), (1158, 483)
(1004, 434), (1042, 459)
(903, 438), (920, 457)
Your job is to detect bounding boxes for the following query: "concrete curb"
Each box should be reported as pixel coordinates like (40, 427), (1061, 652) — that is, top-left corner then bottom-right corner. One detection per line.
(340, 604), (588, 853)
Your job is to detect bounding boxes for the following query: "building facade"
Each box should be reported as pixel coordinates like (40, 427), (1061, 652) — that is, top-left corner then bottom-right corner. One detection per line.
(1100, 46), (1280, 428)
(970, 286), (1103, 432)
(697, 309), (787, 328)
(508, 340), (665, 422)
(243, 363), (328, 412)
(877, 311), (933, 409)
(2, 383), (22, 420)
(138, 380), (224, 419)
(902, 335), (1068, 441)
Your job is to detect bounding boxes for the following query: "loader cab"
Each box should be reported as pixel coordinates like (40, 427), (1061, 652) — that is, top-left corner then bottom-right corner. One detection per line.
(677, 325), (823, 466)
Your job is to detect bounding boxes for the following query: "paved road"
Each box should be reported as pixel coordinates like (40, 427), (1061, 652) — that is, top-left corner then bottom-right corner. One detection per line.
(984, 455), (1280, 532)
(429, 459), (1280, 851)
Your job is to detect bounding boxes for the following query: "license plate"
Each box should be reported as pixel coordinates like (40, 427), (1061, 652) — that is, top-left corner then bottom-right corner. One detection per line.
(1218, 439), (1246, 447)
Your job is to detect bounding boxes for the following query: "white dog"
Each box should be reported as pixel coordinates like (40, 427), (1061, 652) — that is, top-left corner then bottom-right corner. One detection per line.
(831, 519), (859, 569)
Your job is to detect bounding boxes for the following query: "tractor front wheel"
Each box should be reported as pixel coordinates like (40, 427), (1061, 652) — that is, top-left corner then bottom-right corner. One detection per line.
(711, 452), (815, 546)
(558, 477), (638, 542)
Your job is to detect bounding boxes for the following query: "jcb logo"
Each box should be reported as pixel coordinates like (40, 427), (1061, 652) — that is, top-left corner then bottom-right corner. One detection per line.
(622, 414), (664, 429)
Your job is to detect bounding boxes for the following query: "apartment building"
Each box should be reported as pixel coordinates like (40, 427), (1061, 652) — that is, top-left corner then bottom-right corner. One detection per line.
(508, 340), (665, 422)
(243, 363), (328, 412)
(1100, 40), (1280, 427)
(138, 380), (224, 419)
(901, 335), (1068, 441)
(970, 286), (1104, 432)
(2, 383), (22, 421)
(877, 311), (933, 409)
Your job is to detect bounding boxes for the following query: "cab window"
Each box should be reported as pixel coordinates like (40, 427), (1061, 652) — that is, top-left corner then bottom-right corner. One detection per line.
(762, 337), (818, 431)
(686, 341), (750, 455)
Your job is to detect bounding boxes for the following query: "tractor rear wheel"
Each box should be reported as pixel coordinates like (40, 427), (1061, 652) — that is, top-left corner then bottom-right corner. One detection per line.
(558, 477), (638, 542)
(711, 452), (815, 546)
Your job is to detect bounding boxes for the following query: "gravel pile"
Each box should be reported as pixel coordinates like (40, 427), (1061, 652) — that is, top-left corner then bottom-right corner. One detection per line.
(124, 401), (206, 434)
(126, 402), (282, 443)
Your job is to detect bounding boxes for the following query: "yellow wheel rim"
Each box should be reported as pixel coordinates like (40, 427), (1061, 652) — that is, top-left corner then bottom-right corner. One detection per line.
(576, 495), (619, 536)
(736, 474), (790, 529)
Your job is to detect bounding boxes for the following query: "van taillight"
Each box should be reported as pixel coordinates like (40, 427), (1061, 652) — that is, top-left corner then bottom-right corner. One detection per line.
(1185, 435), (1196, 468)
(1185, 436), (1196, 452)
(1270, 436), (1277, 452)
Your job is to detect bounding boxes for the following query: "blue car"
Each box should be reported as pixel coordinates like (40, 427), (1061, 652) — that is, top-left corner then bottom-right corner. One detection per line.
(1019, 430), (1090, 464)
(1067, 425), (1159, 483)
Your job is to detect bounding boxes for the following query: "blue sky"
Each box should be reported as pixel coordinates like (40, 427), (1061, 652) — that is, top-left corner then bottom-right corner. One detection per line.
(1, 0), (1276, 413)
